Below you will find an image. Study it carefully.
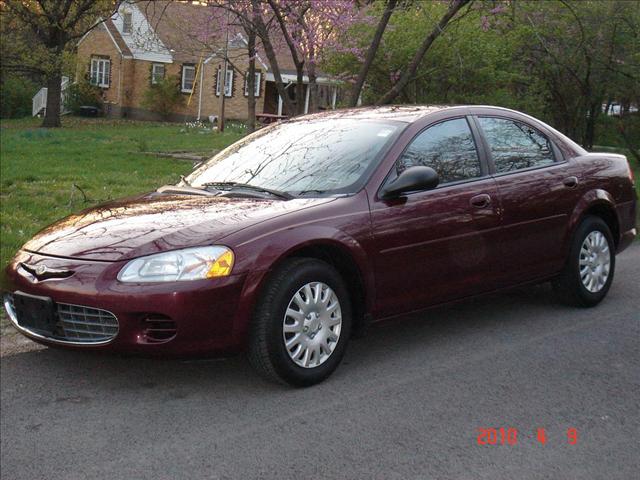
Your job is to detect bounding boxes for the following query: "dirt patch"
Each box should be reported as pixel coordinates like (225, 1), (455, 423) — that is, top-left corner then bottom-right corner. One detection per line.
(138, 150), (219, 162)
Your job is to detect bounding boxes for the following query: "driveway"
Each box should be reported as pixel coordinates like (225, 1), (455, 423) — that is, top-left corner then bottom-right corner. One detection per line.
(1, 244), (638, 480)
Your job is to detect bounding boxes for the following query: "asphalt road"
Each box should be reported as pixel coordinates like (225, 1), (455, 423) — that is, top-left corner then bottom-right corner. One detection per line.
(1, 244), (639, 480)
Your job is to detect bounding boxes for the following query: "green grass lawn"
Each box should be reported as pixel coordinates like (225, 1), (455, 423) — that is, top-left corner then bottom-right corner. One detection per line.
(0, 116), (244, 272)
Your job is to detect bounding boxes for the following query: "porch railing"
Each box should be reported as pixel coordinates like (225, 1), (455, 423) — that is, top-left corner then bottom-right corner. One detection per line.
(32, 76), (71, 117)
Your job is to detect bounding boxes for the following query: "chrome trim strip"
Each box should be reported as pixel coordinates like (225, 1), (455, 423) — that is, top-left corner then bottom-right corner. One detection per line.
(2, 294), (119, 347)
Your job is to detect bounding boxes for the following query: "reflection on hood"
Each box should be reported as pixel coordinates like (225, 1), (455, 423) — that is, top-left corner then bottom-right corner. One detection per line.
(23, 193), (331, 261)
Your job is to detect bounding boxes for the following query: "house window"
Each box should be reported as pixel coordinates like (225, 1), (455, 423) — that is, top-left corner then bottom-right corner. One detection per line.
(216, 67), (234, 97)
(181, 64), (196, 93)
(90, 58), (110, 88)
(122, 12), (133, 34)
(151, 63), (165, 84)
(244, 72), (261, 97)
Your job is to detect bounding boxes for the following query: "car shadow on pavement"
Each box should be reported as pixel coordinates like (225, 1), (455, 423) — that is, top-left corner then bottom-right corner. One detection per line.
(0, 282), (576, 397)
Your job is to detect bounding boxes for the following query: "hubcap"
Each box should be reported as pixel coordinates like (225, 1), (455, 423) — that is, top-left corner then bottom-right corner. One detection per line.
(282, 282), (342, 368)
(579, 231), (611, 293)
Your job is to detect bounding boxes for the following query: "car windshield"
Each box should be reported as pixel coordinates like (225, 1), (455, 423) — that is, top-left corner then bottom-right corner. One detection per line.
(185, 118), (402, 196)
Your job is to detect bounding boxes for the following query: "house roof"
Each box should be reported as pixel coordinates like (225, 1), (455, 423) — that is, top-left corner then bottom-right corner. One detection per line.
(104, 19), (133, 57)
(131, 1), (321, 76)
(135, 1), (219, 63)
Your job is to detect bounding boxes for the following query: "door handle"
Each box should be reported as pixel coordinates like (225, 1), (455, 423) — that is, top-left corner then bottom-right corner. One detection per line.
(563, 176), (579, 188)
(470, 194), (491, 208)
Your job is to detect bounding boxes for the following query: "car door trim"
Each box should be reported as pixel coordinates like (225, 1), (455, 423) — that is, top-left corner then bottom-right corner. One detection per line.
(379, 223), (504, 255)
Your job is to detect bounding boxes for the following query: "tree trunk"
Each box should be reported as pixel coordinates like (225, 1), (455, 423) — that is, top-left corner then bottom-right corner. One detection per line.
(295, 67), (305, 116)
(247, 29), (257, 133)
(305, 58), (319, 113)
(584, 101), (600, 150)
(265, 0), (306, 117)
(348, 0), (397, 107)
(308, 73), (319, 113)
(375, 0), (471, 105)
(251, 0), (295, 116)
(42, 71), (62, 128)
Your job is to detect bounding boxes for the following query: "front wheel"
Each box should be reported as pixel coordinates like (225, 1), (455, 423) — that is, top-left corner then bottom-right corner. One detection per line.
(554, 215), (615, 307)
(248, 258), (352, 386)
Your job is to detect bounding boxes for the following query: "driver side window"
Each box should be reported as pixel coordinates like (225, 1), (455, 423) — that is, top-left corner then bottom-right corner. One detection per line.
(397, 118), (482, 184)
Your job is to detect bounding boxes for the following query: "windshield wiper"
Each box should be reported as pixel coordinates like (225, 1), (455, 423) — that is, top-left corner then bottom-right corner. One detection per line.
(203, 182), (293, 200)
(157, 185), (216, 196)
(297, 189), (328, 196)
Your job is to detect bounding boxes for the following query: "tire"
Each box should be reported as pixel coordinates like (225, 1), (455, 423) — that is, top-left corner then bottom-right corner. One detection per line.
(248, 258), (352, 386)
(554, 215), (615, 307)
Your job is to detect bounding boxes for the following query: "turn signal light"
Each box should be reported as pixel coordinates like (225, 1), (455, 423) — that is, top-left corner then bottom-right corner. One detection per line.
(207, 250), (234, 278)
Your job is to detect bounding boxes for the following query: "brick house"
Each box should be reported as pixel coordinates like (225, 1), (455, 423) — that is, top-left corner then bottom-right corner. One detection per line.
(75, 1), (341, 122)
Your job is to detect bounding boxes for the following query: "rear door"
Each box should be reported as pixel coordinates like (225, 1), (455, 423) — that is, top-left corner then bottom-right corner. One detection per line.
(368, 116), (503, 318)
(473, 115), (583, 284)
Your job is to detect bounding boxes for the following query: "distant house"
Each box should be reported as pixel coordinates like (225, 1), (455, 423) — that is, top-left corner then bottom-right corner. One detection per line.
(75, 1), (341, 122)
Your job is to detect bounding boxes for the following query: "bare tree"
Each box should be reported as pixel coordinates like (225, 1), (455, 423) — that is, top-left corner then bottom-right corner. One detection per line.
(267, 0), (307, 115)
(348, 0), (397, 107)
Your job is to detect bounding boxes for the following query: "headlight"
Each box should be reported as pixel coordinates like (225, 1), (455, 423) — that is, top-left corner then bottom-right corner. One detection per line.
(117, 246), (234, 283)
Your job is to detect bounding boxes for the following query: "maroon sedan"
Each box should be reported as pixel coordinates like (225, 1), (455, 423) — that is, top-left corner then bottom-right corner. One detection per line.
(3, 106), (636, 386)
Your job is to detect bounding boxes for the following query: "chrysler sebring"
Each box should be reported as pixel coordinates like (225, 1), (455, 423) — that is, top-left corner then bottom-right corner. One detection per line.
(3, 106), (636, 386)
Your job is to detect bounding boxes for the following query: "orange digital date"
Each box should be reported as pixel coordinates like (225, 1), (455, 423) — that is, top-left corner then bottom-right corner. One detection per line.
(476, 427), (578, 445)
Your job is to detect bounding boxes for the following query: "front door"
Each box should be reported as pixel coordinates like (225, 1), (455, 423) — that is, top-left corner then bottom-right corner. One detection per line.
(369, 117), (503, 318)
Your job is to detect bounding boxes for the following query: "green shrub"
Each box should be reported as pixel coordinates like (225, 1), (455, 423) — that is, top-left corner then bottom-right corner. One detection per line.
(65, 79), (103, 114)
(0, 76), (39, 119)
(142, 75), (184, 119)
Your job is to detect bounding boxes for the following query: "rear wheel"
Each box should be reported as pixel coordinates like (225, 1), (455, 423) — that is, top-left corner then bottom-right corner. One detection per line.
(554, 216), (615, 307)
(248, 258), (352, 386)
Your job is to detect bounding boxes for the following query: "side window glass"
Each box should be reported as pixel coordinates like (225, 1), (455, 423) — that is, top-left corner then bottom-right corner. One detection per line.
(478, 117), (555, 173)
(397, 118), (481, 184)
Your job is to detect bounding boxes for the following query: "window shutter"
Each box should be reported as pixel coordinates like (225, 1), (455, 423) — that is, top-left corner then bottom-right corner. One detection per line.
(215, 67), (222, 96)
(90, 59), (96, 85)
(105, 60), (111, 87)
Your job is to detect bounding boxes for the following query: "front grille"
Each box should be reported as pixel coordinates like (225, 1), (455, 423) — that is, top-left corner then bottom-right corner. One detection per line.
(4, 293), (118, 344)
(57, 303), (118, 343)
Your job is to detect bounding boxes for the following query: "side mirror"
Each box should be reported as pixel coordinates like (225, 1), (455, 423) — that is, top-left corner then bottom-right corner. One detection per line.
(380, 166), (439, 199)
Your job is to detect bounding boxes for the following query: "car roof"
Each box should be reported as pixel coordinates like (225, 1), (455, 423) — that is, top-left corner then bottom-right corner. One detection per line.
(301, 105), (457, 123)
(299, 105), (530, 123)
(295, 105), (588, 156)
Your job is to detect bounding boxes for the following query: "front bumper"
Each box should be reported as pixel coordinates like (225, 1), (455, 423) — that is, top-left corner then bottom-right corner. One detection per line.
(2, 251), (248, 356)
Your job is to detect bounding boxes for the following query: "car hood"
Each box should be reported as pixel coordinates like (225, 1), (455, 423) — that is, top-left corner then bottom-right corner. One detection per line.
(23, 193), (333, 261)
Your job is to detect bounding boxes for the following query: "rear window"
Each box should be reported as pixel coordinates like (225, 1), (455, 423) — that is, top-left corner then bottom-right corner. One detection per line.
(478, 117), (556, 173)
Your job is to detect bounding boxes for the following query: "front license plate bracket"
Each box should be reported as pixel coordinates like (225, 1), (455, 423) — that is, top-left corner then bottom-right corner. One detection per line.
(13, 291), (57, 334)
